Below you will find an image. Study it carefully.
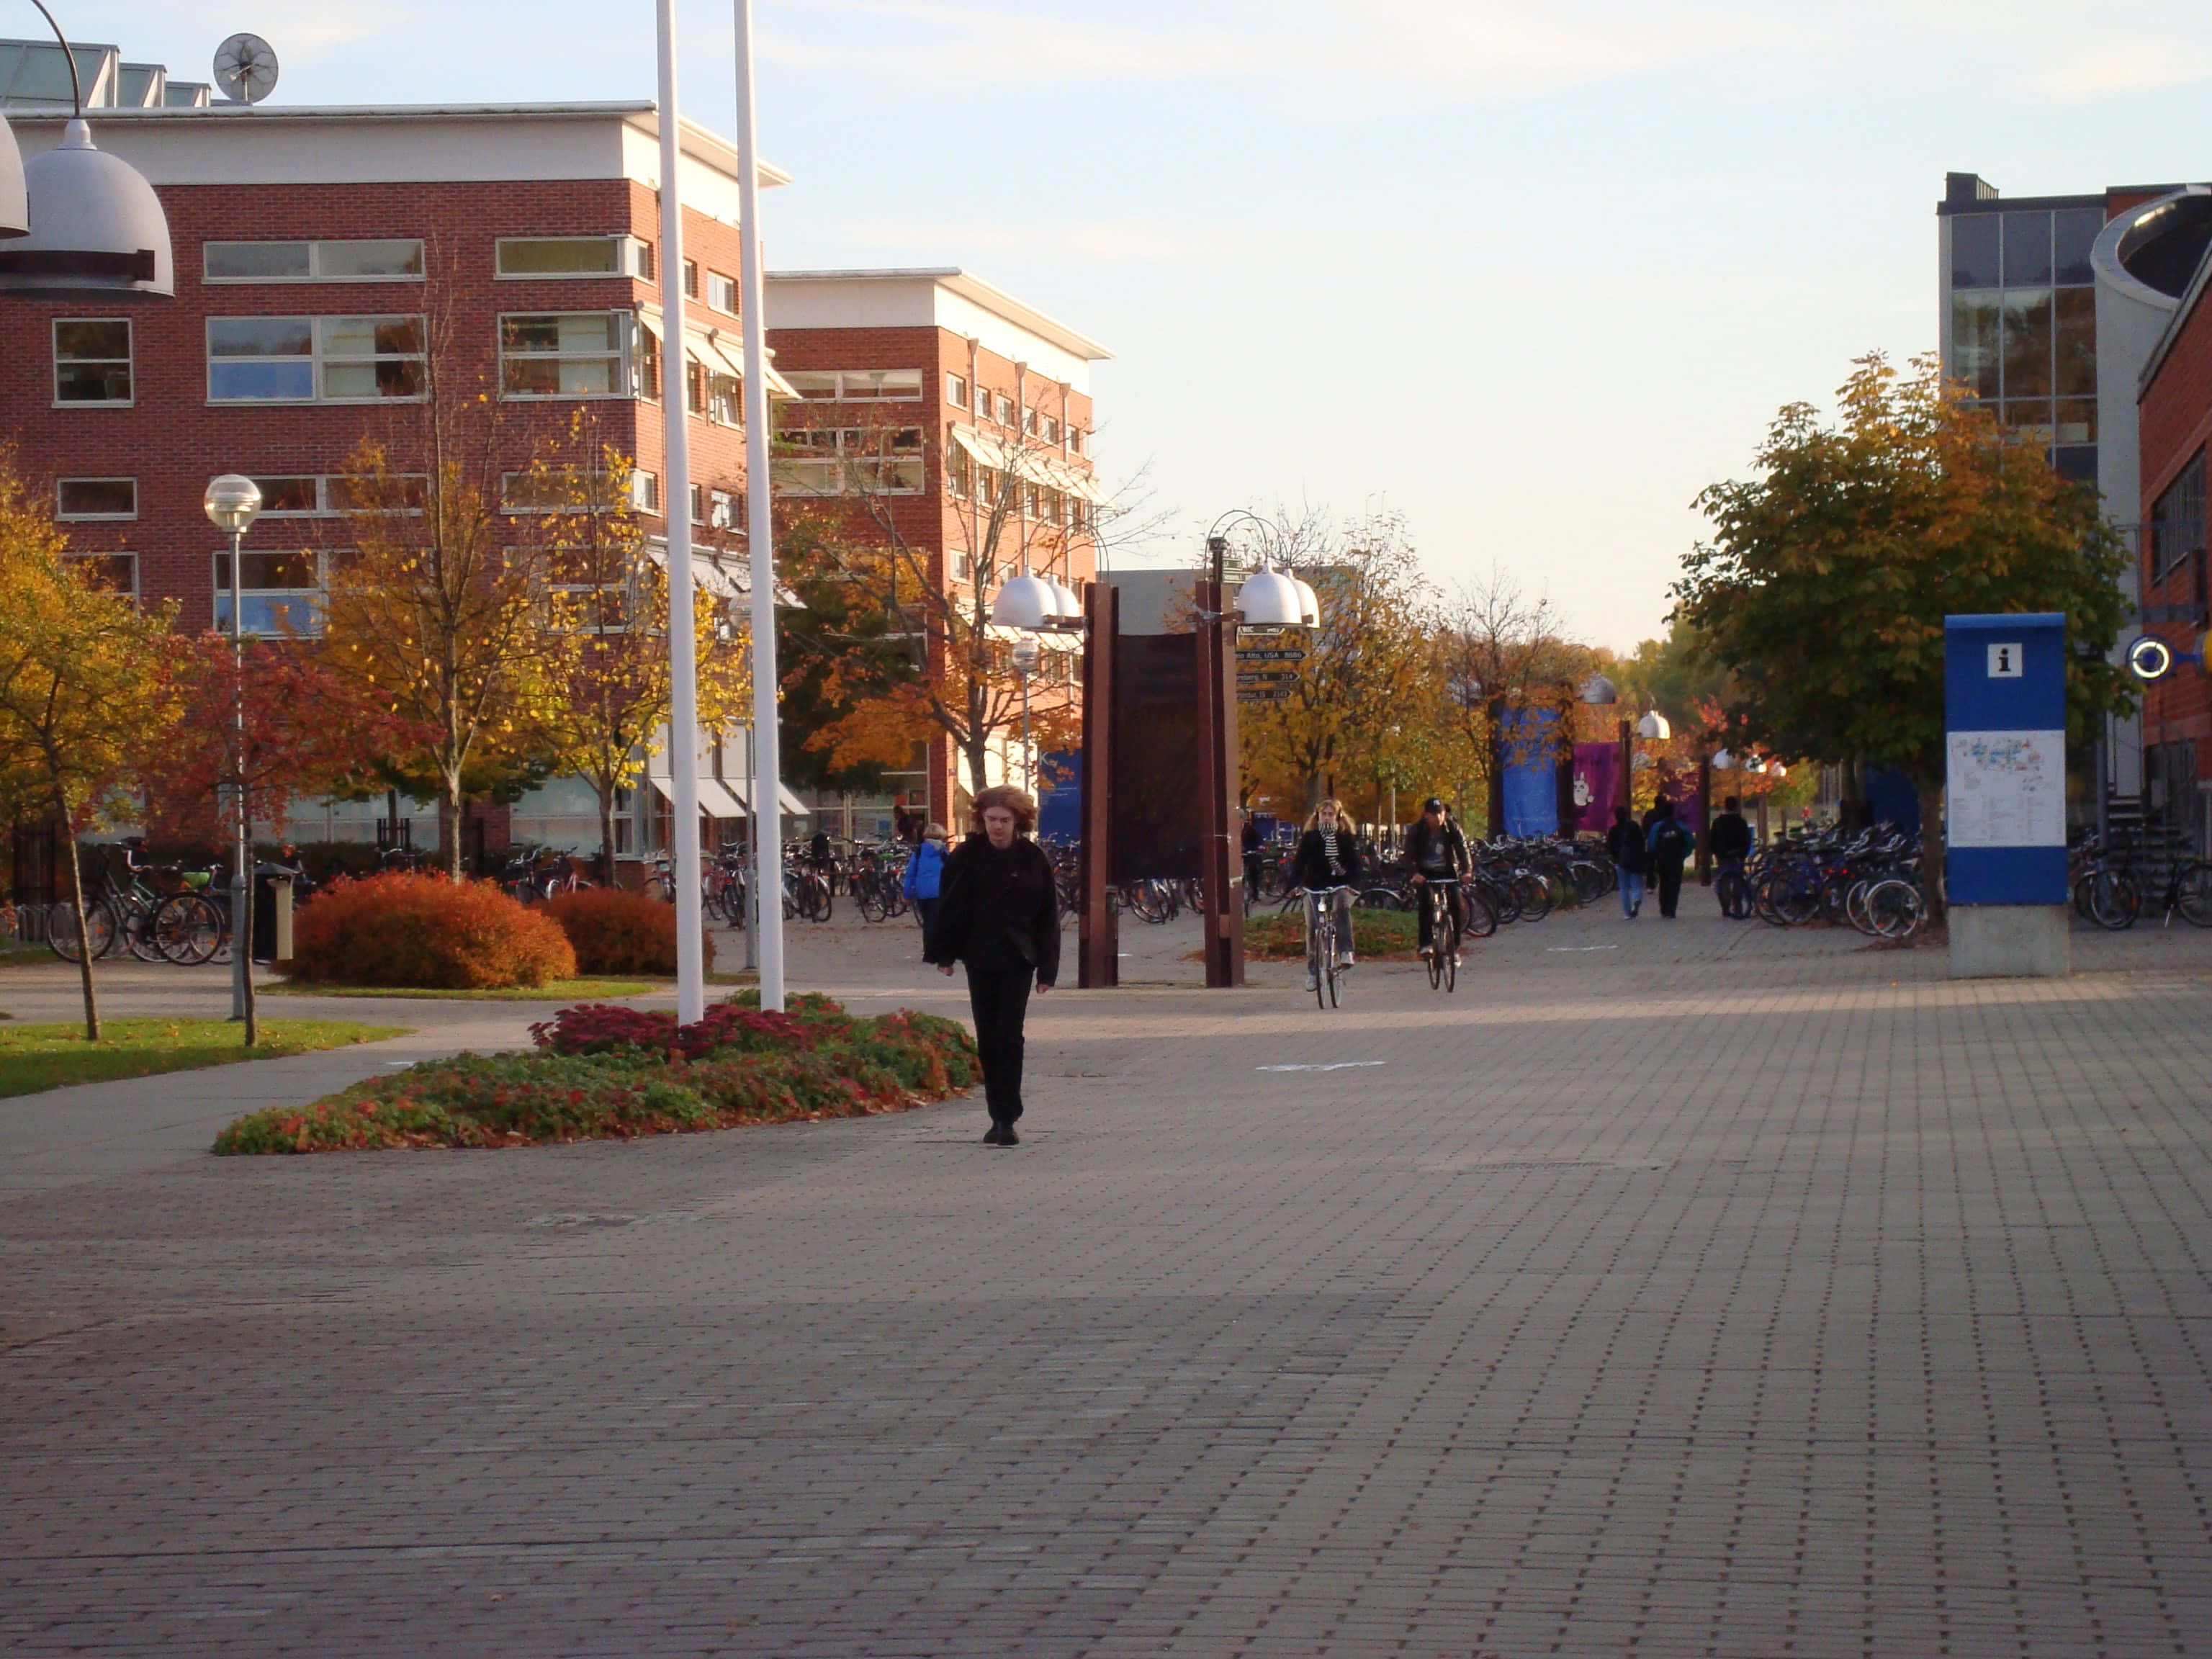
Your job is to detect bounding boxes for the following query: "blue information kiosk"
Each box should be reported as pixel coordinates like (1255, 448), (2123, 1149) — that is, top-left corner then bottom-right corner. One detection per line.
(1946, 613), (2069, 978)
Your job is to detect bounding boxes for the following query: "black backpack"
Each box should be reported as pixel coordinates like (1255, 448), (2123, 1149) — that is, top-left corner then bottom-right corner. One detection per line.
(1653, 820), (1689, 863)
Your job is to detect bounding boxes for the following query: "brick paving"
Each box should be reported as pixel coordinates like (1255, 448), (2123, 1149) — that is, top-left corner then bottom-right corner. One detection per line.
(3, 903), (2212, 1655)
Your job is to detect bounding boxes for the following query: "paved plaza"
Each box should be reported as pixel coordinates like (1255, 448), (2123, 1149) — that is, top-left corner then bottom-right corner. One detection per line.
(4, 903), (2212, 1655)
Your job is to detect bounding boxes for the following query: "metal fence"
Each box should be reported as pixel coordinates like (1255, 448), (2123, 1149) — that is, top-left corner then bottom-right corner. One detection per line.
(3, 902), (58, 945)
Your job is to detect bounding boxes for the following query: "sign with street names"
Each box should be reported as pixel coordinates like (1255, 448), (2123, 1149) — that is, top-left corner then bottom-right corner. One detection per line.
(1947, 729), (2065, 848)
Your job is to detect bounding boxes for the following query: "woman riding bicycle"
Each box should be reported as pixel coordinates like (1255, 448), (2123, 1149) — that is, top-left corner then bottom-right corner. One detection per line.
(1292, 798), (1362, 994)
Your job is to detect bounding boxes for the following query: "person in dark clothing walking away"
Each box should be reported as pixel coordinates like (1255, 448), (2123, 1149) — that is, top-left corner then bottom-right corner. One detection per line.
(1646, 796), (1694, 920)
(1605, 804), (1648, 919)
(1708, 796), (1753, 867)
(925, 785), (1058, 1147)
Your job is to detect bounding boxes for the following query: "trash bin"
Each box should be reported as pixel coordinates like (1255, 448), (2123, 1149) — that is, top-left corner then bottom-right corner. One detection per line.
(251, 866), (296, 963)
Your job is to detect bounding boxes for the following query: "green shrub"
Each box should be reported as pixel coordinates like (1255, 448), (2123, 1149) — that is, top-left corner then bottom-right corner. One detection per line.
(287, 872), (577, 989)
(213, 994), (981, 1154)
(546, 887), (714, 976)
(1242, 906), (1420, 961)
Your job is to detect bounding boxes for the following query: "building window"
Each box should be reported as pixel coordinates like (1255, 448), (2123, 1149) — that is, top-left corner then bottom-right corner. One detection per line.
(709, 488), (739, 529)
(1022, 407), (1039, 438)
(946, 372), (967, 408)
(995, 392), (1015, 426)
(706, 367), (741, 426)
(238, 475), (426, 516)
(770, 426), (926, 495)
(2152, 451), (2207, 580)
(1041, 413), (1058, 444)
(709, 271), (738, 314)
(682, 260), (699, 299)
(212, 549), (324, 637)
(495, 236), (652, 279)
(500, 469), (621, 513)
(55, 477), (136, 520)
(639, 325), (661, 402)
(631, 469), (660, 514)
(499, 313), (631, 397)
(207, 315), (426, 402)
(685, 359), (707, 416)
(780, 368), (924, 401)
(54, 319), (131, 405)
(203, 239), (423, 282)
(66, 551), (138, 598)
(974, 384), (991, 419)
(1068, 427), (1084, 457)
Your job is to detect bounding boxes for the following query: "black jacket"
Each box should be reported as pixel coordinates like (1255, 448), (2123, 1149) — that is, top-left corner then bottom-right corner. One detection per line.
(1405, 816), (1468, 877)
(1709, 811), (1753, 860)
(1605, 820), (1649, 874)
(1291, 826), (1363, 890)
(925, 834), (1061, 985)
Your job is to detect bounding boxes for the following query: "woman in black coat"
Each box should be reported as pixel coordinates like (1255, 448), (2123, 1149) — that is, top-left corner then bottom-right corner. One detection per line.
(1290, 797), (1362, 992)
(925, 783), (1060, 1147)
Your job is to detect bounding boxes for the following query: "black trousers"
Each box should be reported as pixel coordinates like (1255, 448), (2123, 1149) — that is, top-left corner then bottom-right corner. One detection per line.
(1655, 862), (1684, 918)
(965, 962), (1035, 1125)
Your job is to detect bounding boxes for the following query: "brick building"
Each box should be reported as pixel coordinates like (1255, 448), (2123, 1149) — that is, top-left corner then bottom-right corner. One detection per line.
(0, 95), (795, 863)
(765, 268), (1112, 833)
(2136, 232), (2212, 846)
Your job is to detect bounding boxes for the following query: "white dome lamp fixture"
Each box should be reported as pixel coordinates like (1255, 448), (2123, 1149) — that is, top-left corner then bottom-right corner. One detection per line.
(988, 572), (1059, 631)
(1711, 748), (1735, 771)
(1579, 673), (1619, 706)
(1045, 575), (1084, 630)
(1291, 573), (1320, 628)
(0, 106), (26, 241)
(0, 5), (178, 299)
(1233, 566), (1305, 629)
(1635, 710), (1672, 742)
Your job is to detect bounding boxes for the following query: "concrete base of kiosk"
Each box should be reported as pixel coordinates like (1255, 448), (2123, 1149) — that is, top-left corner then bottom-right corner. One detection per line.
(1949, 903), (2069, 979)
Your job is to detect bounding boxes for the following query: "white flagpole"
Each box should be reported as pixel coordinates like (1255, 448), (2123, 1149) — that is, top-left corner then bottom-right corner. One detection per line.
(656, 0), (706, 1025)
(734, 0), (786, 1010)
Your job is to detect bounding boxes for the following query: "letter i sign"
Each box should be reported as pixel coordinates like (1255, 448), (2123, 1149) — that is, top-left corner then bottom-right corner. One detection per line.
(1987, 642), (2023, 678)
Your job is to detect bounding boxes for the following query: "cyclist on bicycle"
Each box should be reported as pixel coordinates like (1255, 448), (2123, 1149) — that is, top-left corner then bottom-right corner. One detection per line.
(1405, 796), (1468, 961)
(1291, 797), (1362, 993)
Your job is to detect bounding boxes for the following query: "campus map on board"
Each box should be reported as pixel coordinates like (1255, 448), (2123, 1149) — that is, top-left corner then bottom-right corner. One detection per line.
(1946, 729), (2066, 849)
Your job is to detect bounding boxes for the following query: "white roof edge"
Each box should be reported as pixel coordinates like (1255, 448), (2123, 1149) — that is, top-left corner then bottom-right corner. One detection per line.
(767, 266), (1113, 361)
(3, 101), (791, 187)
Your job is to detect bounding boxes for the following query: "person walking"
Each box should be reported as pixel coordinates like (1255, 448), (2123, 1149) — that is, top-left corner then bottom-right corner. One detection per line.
(1605, 804), (1648, 920)
(1647, 796), (1694, 920)
(925, 786), (1058, 1148)
(903, 822), (948, 944)
(1241, 809), (1264, 914)
(1709, 795), (1753, 868)
(1291, 798), (1362, 992)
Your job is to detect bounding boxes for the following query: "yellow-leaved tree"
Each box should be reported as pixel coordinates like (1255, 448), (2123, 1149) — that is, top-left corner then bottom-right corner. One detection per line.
(0, 458), (180, 1039)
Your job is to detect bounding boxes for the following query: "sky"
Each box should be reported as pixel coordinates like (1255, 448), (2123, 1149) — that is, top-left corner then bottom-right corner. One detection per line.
(55, 0), (2212, 647)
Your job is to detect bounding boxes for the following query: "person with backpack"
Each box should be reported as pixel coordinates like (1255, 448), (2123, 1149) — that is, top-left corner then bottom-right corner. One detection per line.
(1605, 804), (1648, 919)
(1646, 796), (1694, 920)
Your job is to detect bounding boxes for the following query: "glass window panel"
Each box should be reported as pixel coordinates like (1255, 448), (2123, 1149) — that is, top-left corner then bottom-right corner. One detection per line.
(315, 238), (423, 279)
(2052, 207), (2102, 286)
(2003, 212), (2053, 285)
(215, 549), (320, 589)
(68, 553), (137, 595)
(55, 319), (130, 360)
(503, 359), (564, 396)
(56, 478), (135, 517)
(210, 360), (315, 400)
(56, 363), (132, 402)
(209, 316), (312, 356)
(782, 371), (839, 398)
(498, 237), (622, 276)
(318, 315), (401, 356)
(2000, 400), (2054, 442)
(554, 313), (618, 352)
(557, 358), (619, 395)
(215, 593), (323, 637)
(324, 360), (424, 399)
(1948, 291), (2001, 398)
(249, 477), (320, 513)
(204, 240), (311, 279)
(2055, 286), (2096, 397)
(1949, 213), (2000, 289)
(2053, 446), (2098, 485)
(2001, 290), (2053, 398)
(2055, 398), (2097, 444)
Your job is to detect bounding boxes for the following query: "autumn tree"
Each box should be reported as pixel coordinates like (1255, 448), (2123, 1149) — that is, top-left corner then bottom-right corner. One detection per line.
(1238, 510), (1437, 820)
(1674, 352), (2133, 914)
(777, 411), (1110, 807)
(1437, 570), (1589, 835)
(517, 431), (750, 875)
(0, 462), (179, 1040)
(321, 303), (560, 878)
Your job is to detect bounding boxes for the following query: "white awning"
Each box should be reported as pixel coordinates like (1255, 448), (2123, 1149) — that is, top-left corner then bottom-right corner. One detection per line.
(637, 304), (801, 400)
(949, 423), (1107, 503)
(647, 775), (759, 819)
(986, 621), (1080, 653)
(721, 777), (810, 816)
(644, 542), (804, 608)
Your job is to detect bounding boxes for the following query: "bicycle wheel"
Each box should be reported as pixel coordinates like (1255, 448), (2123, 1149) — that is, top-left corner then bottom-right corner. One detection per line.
(1514, 873), (1552, 922)
(1866, 879), (1925, 940)
(2173, 862), (2212, 927)
(153, 893), (224, 966)
(1460, 889), (1498, 938)
(1325, 951), (1340, 1007)
(49, 899), (117, 963)
(858, 889), (887, 923)
(2086, 869), (2139, 930)
(1426, 930), (1442, 991)
(1312, 914), (1328, 1010)
(1442, 935), (1457, 992)
(124, 902), (168, 962)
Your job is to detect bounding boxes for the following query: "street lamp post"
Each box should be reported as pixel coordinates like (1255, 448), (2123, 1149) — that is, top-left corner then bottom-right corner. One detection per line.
(204, 474), (261, 1040)
(1012, 636), (1040, 795)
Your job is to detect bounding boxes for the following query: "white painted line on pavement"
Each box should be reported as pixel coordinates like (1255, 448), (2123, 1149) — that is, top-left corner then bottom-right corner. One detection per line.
(1256, 1061), (1388, 1072)
(1548, 945), (1621, 952)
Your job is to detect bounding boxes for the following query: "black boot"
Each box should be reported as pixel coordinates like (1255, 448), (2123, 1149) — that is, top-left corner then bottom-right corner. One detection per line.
(999, 1123), (1020, 1147)
(983, 1121), (1003, 1145)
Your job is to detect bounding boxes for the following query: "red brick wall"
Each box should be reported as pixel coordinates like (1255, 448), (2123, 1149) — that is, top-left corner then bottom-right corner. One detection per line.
(0, 176), (755, 629)
(2139, 282), (2212, 773)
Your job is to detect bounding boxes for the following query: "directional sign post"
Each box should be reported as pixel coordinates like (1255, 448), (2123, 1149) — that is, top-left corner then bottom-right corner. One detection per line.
(1946, 612), (2068, 979)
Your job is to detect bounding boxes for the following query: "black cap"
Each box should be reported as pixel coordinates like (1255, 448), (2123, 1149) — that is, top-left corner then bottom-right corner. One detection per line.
(1422, 796), (1444, 813)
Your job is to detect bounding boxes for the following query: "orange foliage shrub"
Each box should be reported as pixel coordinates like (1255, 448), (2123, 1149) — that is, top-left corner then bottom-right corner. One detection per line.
(546, 887), (716, 977)
(287, 873), (577, 989)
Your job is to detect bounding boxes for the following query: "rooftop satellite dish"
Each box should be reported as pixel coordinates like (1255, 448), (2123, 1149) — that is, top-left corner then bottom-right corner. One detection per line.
(213, 34), (279, 104)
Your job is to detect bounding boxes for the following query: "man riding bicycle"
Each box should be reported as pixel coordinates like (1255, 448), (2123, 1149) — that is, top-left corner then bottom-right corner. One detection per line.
(1404, 796), (1469, 962)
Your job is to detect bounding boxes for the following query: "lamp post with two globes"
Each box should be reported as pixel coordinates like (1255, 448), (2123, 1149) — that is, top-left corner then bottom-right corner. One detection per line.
(204, 474), (262, 1041)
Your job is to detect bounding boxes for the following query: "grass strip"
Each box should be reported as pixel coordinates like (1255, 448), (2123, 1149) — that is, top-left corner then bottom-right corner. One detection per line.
(262, 976), (657, 1002)
(0, 1018), (410, 1100)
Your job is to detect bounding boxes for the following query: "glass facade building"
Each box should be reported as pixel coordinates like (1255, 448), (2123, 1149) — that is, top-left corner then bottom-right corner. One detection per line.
(1938, 174), (2105, 485)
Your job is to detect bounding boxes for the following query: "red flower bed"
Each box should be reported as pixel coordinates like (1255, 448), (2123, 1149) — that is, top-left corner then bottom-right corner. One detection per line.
(287, 872), (577, 989)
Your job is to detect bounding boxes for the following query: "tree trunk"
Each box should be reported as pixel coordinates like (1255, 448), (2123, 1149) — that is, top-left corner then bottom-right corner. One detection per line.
(446, 772), (467, 882)
(1485, 696), (1507, 839)
(1915, 770), (1946, 925)
(60, 810), (100, 1043)
(598, 785), (618, 887)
